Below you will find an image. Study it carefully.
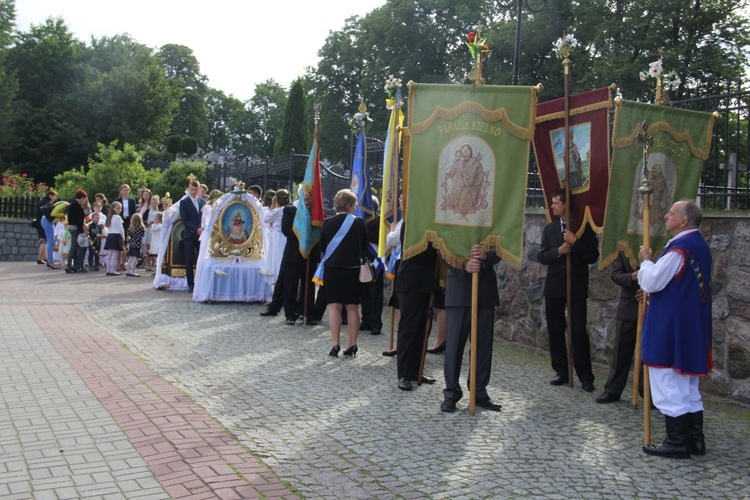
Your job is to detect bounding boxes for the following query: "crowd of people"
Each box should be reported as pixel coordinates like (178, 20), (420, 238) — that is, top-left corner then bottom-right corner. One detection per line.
(33, 182), (713, 459)
(35, 184), (175, 276)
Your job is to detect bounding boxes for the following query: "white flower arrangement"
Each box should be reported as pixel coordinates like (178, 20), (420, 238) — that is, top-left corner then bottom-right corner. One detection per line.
(639, 58), (681, 88)
(384, 75), (402, 98)
(553, 34), (578, 59)
(348, 111), (372, 132)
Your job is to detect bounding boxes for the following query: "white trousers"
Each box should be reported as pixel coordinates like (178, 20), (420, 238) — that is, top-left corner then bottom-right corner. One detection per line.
(648, 367), (703, 417)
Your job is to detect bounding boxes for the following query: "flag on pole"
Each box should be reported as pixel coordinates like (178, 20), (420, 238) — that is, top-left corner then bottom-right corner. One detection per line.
(377, 97), (405, 257)
(351, 129), (375, 223)
(533, 86), (613, 235)
(402, 83), (538, 269)
(598, 99), (716, 269)
(293, 137), (325, 259)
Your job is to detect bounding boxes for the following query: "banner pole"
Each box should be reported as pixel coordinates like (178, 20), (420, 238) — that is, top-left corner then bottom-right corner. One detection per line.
(469, 271), (479, 416)
(635, 120), (654, 445)
(562, 57), (574, 388)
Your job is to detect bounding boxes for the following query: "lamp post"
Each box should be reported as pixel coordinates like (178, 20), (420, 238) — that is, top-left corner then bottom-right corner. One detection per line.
(497, 0), (548, 85)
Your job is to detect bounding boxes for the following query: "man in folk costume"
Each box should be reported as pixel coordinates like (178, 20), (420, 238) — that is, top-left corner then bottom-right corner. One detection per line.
(638, 200), (712, 459)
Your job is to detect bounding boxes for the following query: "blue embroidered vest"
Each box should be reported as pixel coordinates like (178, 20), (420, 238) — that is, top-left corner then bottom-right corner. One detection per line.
(642, 231), (712, 375)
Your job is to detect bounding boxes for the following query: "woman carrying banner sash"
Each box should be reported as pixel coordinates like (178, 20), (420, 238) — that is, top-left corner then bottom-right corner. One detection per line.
(314, 190), (369, 358)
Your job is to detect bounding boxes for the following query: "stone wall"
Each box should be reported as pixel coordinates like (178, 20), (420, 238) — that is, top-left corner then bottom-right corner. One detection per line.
(0, 219), (42, 261)
(496, 210), (750, 403)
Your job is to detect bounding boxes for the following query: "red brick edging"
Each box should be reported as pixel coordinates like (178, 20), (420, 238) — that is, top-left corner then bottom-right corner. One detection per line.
(30, 304), (296, 499)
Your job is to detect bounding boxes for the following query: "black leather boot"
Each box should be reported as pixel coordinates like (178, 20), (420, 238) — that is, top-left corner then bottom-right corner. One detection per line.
(689, 411), (705, 456)
(643, 414), (691, 459)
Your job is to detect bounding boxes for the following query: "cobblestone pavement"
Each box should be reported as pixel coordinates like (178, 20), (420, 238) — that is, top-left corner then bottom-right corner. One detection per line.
(1, 262), (749, 499)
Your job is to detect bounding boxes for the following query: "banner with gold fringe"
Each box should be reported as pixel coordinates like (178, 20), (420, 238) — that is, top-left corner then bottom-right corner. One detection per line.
(598, 99), (716, 269)
(533, 86), (613, 235)
(402, 83), (537, 269)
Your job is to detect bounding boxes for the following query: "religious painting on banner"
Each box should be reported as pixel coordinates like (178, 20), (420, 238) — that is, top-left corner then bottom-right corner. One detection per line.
(532, 87), (613, 235)
(402, 83), (538, 269)
(598, 99), (716, 269)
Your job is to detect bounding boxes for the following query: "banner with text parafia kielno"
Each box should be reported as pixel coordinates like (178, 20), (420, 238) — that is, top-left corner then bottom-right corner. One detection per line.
(599, 99), (716, 269)
(402, 83), (538, 270)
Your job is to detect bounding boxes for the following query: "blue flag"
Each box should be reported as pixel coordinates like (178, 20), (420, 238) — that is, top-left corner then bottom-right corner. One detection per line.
(351, 130), (375, 223)
(293, 140), (323, 259)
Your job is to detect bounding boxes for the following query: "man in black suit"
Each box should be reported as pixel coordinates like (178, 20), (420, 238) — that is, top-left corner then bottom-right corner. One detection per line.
(280, 203), (315, 324)
(597, 251), (642, 403)
(394, 220), (438, 391)
(537, 189), (599, 391)
(178, 179), (205, 293)
(441, 244), (502, 412)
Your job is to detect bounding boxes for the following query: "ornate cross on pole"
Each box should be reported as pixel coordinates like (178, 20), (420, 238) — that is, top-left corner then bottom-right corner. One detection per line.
(633, 119), (653, 444)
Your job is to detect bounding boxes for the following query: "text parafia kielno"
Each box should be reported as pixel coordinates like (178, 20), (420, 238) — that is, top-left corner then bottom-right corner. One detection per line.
(437, 120), (502, 137)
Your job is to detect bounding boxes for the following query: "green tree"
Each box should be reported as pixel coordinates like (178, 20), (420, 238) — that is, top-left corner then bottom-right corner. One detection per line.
(276, 79), (310, 171)
(0, 0), (18, 163)
(157, 44), (209, 147)
(248, 80), (287, 158)
(81, 35), (178, 146)
(152, 158), (211, 200)
(54, 141), (160, 200)
(181, 136), (198, 156)
(166, 135), (181, 156)
(205, 88), (254, 155)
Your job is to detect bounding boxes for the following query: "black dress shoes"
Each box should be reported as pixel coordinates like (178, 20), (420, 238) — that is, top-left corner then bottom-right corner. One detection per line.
(596, 392), (620, 403)
(550, 374), (568, 386)
(259, 310), (278, 317)
(398, 377), (413, 391)
(419, 375), (436, 385)
(382, 349), (397, 357)
(305, 319), (318, 326)
(582, 381), (595, 392)
(440, 398), (458, 413)
(285, 319), (296, 325)
(370, 328), (381, 336)
(476, 397), (502, 411)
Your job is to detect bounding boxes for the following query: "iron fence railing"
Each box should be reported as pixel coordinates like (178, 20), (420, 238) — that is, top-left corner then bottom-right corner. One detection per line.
(0, 196), (42, 219)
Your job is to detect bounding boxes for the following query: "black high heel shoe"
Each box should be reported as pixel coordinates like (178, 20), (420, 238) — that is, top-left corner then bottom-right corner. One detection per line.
(343, 345), (358, 358)
(329, 345), (340, 357)
(427, 342), (446, 354)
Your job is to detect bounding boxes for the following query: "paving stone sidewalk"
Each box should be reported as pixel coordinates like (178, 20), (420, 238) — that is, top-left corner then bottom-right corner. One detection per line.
(1, 262), (749, 499)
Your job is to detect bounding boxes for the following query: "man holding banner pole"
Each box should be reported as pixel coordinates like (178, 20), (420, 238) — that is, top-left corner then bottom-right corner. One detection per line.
(538, 189), (598, 391)
(441, 244), (502, 413)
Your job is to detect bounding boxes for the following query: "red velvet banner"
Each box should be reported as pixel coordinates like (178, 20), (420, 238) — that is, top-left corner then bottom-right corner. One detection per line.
(532, 87), (613, 235)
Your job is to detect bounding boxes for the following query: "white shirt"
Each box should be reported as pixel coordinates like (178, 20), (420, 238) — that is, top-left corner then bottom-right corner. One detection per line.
(122, 200), (129, 218)
(386, 219), (403, 248)
(264, 207), (284, 231)
(107, 214), (125, 236)
(637, 228), (699, 293)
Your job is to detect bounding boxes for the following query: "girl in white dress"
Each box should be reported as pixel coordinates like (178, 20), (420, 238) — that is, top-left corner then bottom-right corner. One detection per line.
(144, 196), (159, 271)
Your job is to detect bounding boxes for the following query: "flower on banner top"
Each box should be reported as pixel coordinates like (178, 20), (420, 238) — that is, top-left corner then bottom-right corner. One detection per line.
(384, 75), (402, 99)
(553, 34), (578, 59)
(640, 58), (681, 87)
(347, 111), (372, 133)
(466, 30), (489, 62)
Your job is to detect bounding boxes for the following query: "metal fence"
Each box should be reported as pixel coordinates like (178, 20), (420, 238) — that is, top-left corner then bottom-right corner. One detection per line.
(0, 196), (41, 219)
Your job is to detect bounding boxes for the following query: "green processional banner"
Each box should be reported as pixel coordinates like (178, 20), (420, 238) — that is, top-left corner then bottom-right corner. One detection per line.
(402, 83), (537, 269)
(599, 99), (716, 269)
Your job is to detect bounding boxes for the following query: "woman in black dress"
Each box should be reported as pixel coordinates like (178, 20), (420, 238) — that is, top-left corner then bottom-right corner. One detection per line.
(320, 189), (369, 357)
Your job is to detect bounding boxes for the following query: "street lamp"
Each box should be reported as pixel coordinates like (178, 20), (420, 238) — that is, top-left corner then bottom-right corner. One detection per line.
(496, 0), (548, 85)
